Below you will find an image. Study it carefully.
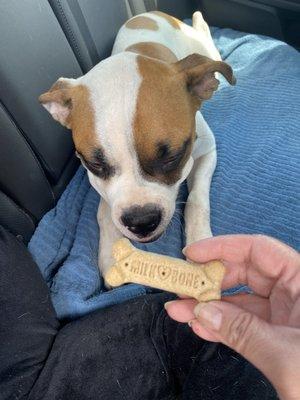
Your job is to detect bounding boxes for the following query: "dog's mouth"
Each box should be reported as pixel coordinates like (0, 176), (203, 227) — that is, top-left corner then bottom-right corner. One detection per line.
(131, 231), (163, 243)
(118, 227), (164, 243)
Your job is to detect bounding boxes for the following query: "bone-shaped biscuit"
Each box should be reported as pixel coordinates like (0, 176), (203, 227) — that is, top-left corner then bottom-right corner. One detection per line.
(105, 239), (225, 302)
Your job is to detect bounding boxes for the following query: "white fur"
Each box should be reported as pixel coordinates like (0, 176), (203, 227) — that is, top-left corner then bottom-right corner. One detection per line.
(184, 111), (217, 244)
(193, 111), (216, 159)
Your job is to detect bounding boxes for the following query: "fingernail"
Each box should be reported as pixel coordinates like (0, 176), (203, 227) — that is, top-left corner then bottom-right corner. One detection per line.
(188, 320), (194, 327)
(164, 301), (176, 310)
(182, 246), (187, 256)
(194, 303), (222, 330)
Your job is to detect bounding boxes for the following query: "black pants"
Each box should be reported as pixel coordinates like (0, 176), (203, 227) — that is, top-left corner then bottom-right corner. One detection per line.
(0, 226), (278, 400)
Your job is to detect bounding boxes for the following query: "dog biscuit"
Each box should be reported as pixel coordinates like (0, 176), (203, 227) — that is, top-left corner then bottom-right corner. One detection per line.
(105, 239), (225, 302)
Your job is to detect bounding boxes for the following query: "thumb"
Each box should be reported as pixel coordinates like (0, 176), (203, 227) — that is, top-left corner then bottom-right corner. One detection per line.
(193, 301), (289, 390)
(192, 301), (300, 399)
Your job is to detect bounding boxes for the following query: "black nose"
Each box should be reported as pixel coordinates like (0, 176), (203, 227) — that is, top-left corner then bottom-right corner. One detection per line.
(121, 204), (162, 237)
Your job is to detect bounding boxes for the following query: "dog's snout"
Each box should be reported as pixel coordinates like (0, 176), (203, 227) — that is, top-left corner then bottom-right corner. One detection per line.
(121, 204), (162, 237)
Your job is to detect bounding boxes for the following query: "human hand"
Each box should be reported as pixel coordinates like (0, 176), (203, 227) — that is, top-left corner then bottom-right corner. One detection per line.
(164, 235), (300, 400)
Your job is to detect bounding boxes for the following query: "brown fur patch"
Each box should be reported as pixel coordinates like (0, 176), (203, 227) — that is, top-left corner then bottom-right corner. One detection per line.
(69, 85), (98, 158)
(125, 16), (158, 31)
(126, 42), (177, 63)
(151, 11), (181, 30)
(40, 81), (111, 174)
(133, 56), (197, 185)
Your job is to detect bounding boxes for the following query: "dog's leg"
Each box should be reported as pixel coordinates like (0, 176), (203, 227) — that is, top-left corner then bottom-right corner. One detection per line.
(97, 199), (123, 286)
(185, 113), (217, 245)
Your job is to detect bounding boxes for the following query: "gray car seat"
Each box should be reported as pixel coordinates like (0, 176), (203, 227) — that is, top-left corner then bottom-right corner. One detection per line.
(0, 1), (82, 243)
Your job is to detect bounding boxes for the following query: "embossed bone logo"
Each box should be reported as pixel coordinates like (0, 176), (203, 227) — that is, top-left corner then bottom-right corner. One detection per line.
(127, 257), (205, 289)
(158, 265), (171, 280)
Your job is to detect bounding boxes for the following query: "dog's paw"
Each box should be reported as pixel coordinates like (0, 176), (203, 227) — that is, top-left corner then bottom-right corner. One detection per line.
(99, 251), (114, 287)
(103, 279), (113, 291)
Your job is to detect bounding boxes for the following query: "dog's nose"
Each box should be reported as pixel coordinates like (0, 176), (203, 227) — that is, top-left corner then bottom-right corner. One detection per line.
(121, 204), (162, 237)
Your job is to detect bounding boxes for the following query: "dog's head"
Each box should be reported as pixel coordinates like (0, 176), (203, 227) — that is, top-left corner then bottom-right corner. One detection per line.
(39, 52), (235, 242)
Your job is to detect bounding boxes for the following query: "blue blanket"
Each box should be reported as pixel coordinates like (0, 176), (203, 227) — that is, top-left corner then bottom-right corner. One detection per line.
(29, 27), (300, 320)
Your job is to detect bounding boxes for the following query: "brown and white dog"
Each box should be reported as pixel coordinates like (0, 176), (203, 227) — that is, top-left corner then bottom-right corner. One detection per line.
(39, 11), (236, 283)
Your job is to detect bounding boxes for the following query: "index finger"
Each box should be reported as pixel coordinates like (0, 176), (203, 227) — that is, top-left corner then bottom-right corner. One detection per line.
(185, 234), (254, 264)
(185, 234), (300, 297)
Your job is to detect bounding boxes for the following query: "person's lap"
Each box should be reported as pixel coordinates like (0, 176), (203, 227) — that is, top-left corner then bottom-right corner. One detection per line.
(0, 226), (277, 399)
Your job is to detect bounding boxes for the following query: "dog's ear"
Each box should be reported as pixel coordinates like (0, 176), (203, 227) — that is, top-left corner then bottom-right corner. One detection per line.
(39, 78), (75, 128)
(175, 54), (236, 101)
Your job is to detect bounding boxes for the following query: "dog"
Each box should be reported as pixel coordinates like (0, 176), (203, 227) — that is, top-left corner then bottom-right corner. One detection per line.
(39, 11), (236, 284)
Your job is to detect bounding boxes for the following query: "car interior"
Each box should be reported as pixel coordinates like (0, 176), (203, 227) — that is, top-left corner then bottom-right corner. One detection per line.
(1, 1), (299, 398)
(0, 0), (299, 245)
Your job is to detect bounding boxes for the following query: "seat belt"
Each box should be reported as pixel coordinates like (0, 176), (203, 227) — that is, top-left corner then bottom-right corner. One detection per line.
(66, 0), (100, 66)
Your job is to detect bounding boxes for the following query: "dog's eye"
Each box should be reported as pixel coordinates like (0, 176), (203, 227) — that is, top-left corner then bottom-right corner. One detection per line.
(86, 160), (114, 180)
(89, 160), (104, 170)
(76, 150), (115, 180)
(160, 155), (181, 171)
(141, 138), (192, 181)
(144, 153), (182, 176)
